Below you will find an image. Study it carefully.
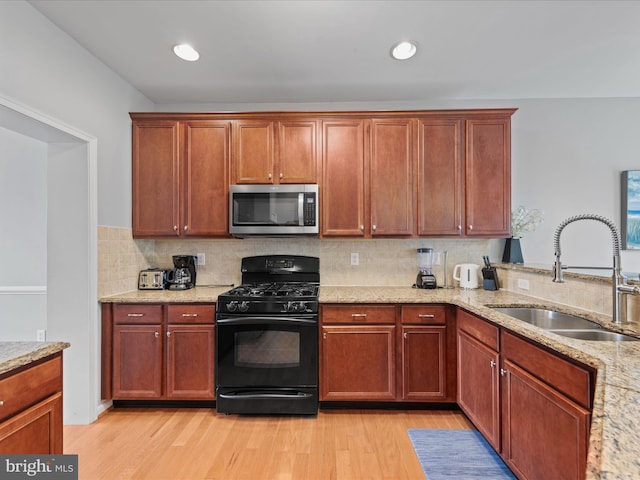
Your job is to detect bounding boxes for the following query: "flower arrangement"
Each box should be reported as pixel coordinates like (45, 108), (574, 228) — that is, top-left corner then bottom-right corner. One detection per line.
(511, 205), (543, 238)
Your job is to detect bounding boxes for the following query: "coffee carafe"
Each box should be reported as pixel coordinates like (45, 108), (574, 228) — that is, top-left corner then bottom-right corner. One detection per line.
(415, 248), (437, 289)
(167, 255), (197, 290)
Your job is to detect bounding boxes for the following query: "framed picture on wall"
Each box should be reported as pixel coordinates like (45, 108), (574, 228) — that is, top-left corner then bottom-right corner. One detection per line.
(622, 170), (640, 249)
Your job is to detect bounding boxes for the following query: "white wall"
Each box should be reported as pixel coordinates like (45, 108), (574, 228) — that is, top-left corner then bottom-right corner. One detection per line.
(0, 127), (47, 340)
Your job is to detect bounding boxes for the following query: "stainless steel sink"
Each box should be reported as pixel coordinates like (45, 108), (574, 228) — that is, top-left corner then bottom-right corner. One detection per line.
(492, 306), (639, 342)
(551, 330), (639, 342)
(492, 307), (602, 330)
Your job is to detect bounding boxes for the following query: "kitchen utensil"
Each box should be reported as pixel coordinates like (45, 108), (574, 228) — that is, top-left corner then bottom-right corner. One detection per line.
(453, 263), (480, 289)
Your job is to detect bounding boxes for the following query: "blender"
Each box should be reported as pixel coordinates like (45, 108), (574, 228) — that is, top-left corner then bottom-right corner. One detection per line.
(415, 248), (437, 289)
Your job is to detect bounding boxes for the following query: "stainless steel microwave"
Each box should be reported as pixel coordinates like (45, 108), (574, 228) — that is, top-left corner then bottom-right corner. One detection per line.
(229, 184), (319, 236)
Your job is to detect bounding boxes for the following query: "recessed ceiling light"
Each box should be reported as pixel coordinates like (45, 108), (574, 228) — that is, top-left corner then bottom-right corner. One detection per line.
(173, 44), (200, 62)
(391, 40), (417, 60)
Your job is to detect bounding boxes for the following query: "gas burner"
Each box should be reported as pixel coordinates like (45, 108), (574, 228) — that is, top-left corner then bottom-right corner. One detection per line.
(226, 282), (318, 298)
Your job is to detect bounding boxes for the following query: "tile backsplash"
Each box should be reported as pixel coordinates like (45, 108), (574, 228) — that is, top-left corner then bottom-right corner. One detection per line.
(97, 226), (639, 323)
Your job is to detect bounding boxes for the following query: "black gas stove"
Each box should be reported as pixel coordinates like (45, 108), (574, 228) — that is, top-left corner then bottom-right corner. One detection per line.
(215, 255), (320, 415)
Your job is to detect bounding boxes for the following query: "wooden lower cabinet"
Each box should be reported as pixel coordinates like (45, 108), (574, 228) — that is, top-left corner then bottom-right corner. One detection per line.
(456, 308), (594, 480)
(457, 328), (500, 449)
(105, 303), (215, 401)
(320, 304), (452, 402)
(0, 354), (64, 454)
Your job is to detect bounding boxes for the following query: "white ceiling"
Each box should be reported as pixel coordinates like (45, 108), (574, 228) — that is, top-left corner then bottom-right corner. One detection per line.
(28, 0), (640, 105)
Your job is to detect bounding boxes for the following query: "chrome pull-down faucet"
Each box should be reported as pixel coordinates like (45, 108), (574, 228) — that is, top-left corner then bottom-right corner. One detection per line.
(552, 214), (639, 324)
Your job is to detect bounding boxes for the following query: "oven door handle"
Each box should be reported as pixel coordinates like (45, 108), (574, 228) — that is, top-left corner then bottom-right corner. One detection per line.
(218, 391), (313, 400)
(216, 316), (317, 326)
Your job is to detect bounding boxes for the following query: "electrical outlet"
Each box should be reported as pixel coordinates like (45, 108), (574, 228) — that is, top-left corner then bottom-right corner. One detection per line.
(197, 253), (205, 266)
(37, 329), (46, 342)
(517, 279), (530, 290)
(350, 252), (359, 266)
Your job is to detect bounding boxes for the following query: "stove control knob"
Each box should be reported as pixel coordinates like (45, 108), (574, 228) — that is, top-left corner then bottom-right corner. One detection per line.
(238, 301), (249, 312)
(287, 301), (306, 312)
(227, 301), (238, 312)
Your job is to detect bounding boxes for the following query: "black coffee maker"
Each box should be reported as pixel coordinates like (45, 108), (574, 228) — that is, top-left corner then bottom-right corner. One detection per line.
(167, 255), (197, 290)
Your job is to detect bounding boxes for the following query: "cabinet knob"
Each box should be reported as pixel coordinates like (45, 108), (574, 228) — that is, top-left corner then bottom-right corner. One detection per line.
(323, 332), (327, 339)
(0, 400), (4, 407)
(469, 225), (473, 230)
(490, 360), (496, 368)
(458, 225), (462, 230)
(360, 225), (364, 231)
(268, 173), (272, 180)
(167, 331), (171, 337)
(372, 224), (377, 231)
(403, 332), (407, 339)
(154, 331), (159, 338)
(279, 172), (284, 179)
(500, 368), (507, 376)
(183, 225), (188, 232)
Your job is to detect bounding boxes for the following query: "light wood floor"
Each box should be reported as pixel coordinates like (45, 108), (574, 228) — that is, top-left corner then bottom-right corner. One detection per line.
(64, 407), (474, 480)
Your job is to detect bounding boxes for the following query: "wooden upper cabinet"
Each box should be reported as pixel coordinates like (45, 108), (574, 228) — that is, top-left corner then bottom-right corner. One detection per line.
(132, 121), (180, 237)
(277, 120), (318, 183)
(232, 119), (318, 184)
(370, 118), (414, 236)
(321, 120), (366, 236)
(182, 121), (230, 236)
(232, 120), (275, 183)
(417, 118), (464, 236)
(131, 118), (230, 238)
(465, 116), (512, 236)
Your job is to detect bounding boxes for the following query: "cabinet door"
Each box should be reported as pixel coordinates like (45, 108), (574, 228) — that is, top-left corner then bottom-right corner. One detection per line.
(465, 117), (511, 236)
(502, 360), (590, 480)
(182, 121), (230, 236)
(417, 118), (464, 236)
(320, 325), (395, 400)
(370, 118), (414, 236)
(401, 326), (446, 400)
(232, 120), (275, 183)
(132, 121), (180, 237)
(277, 120), (318, 183)
(166, 325), (215, 399)
(457, 329), (501, 450)
(321, 120), (366, 236)
(0, 393), (63, 454)
(113, 324), (164, 398)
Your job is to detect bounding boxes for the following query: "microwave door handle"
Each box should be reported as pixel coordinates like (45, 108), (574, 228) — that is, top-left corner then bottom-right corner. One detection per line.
(298, 193), (304, 226)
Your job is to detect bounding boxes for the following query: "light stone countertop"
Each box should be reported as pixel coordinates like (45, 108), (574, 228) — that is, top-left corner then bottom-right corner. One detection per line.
(101, 285), (640, 479)
(0, 341), (70, 376)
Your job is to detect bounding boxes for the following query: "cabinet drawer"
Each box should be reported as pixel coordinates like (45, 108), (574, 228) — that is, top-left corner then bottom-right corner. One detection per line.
(113, 304), (163, 324)
(168, 304), (215, 324)
(401, 305), (446, 324)
(0, 355), (62, 422)
(502, 331), (593, 409)
(321, 305), (396, 324)
(457, 309), (499, 351)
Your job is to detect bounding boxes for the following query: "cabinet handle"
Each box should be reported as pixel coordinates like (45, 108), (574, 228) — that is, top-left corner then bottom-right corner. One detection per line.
(183, 225), (188, 232)
(372, 224), (377, 231)
(469, 225), (473, 230)
(458, 225), (462, 230)
(403, 332), (407, 339)
(279, 172), (284, 179)
(351, 313), (367, 319)
(490, 360), (496, 368)
(182, 313), (198, 317)
(418, 314), (435, 318)
(127, 313), (144, 317)
(166, 331), (171, 337)
(360, 225), (364, 231)
(154, 331), (159, 338)
(323, 332), (327, 339)
(268, 173), (272, 180)
(173, 225), (178, 232)
(500, 368), (507, 376)
(0, 400), (4, 407)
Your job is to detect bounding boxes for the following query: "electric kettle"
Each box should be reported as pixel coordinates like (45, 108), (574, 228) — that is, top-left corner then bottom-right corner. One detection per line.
(453, 263), (480, 289)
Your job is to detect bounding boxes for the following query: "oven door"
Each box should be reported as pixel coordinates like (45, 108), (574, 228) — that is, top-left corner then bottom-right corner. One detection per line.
(216, 316), (318, 388)
(215, 315), (318, 414)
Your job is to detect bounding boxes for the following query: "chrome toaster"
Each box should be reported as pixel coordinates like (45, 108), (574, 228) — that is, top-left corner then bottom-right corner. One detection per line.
(138, 269), (167, 290)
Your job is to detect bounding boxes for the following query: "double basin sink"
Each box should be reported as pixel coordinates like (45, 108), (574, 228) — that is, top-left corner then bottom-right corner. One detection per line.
(492, 307), (639, 342)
